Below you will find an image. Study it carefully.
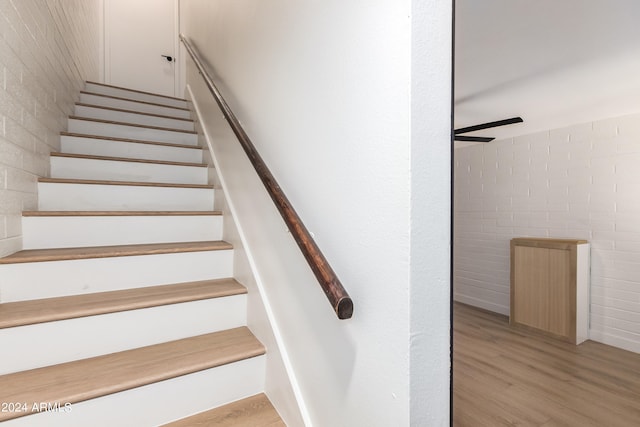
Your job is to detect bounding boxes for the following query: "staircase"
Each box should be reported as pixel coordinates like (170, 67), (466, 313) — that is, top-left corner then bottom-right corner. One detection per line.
(0, 82), (285, 426)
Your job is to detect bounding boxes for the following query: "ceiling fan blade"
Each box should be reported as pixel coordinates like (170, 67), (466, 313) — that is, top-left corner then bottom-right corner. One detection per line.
(454, 116), (523, 135)
(454, 135), (495, 143)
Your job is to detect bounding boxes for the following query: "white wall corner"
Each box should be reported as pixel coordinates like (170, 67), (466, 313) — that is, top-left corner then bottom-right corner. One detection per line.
(409, 0), (453, 425)
(185, 82), (309, 427)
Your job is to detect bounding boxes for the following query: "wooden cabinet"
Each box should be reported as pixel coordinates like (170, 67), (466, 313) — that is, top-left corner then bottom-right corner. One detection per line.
(510, 238), (590, 344)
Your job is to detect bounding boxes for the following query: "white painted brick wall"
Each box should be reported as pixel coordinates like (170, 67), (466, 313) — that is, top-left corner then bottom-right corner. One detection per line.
(455, 113), (640, 353)
(0, 0), (101, 257)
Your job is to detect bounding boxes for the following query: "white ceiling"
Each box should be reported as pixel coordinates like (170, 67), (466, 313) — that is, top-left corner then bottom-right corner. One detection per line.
(454, 0), (640, 146)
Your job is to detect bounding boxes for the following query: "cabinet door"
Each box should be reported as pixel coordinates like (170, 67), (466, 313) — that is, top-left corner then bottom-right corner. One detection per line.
(513, 245), (549, 330)
(511, 238), (586, 343)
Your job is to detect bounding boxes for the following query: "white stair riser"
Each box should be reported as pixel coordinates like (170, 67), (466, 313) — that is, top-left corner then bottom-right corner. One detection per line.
(50, 156), (208, 185)
(74, 105), (195, 131)
(0, 296), (247, 375)
(80, 92), (191, 119)
(22, 216), (222, 249)
(85, 82), (188, 109)
(38, 182), (214, 211)
(61, 135), (203, 163)
(0, 250), (234, 302)
(2, 356), (265, 427)
(68, 119), (198, 145)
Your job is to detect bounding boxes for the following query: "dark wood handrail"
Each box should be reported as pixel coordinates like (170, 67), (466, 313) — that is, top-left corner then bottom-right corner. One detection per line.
(180, 34), (353, 319)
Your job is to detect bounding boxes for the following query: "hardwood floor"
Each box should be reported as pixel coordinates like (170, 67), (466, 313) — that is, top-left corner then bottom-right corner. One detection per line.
(453, 302), (640, 426)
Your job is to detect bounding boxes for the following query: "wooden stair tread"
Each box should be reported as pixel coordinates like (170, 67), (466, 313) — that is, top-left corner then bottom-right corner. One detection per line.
(61, 132), (202, 150)
(0, 241), (232, 264)
(76, 102), (194, 122)
(86, 81), (188, 102)
(0, 279), (246, 329)
(50, 151), (207, 167)
(163, 394), (285, 427)
(69, 116), (197, 134)
(22, 210), (222, 217)
(80, 91), (191, 111)
(0, 327), (265, 422)
(38, 177), (214, 189)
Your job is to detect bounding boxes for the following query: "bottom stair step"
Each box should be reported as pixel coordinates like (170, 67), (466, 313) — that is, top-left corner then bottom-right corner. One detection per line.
(0, 327), (265, 423)
(163, 393), (285, 427)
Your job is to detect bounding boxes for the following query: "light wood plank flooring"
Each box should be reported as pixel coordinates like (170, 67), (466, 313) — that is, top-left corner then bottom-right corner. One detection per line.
(453, 302), (640, 427)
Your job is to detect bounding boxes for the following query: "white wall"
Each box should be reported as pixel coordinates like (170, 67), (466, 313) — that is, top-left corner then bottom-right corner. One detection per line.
(0, 0), (102, 257)
(409, 0), (452, 424)
(455, 0), (640, 143)
(180, 0), (451, 425)
(455, 113), (640, 353)
(183, 89), (307, 425)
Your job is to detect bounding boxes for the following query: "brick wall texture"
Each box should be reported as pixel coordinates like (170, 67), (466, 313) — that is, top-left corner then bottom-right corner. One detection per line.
(455, 113), (640, 353)
(0, 0), (101, 257)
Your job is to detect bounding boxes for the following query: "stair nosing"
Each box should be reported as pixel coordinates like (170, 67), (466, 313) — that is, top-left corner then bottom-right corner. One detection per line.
(0, 241), (232, 264)
(80, 91), (191, 112)
(38, 177), (214, 189)
(76, 103), (194, 123)
(22, 210), (222, 217)
(50, 152), (207, 168)
(0, 279), (246, 329)
(61, 132), (203, 150)
(86, 81), (188, 103)
(0, 327), (265, 422)
(69, 116), (197, 135)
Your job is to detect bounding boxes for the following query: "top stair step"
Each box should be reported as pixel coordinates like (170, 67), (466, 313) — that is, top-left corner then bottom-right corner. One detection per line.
(85, 81), (188, 109)
(60, 133), (204, 164)
(80, 91), (191, 119)
(68, 117), (198, 146)
(74, 103), (195, 131)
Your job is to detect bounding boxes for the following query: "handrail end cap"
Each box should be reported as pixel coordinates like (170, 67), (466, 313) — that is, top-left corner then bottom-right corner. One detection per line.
(336, 297), (354, 320)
